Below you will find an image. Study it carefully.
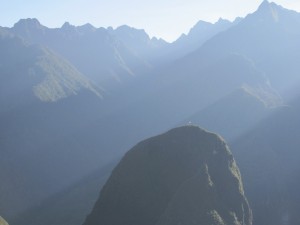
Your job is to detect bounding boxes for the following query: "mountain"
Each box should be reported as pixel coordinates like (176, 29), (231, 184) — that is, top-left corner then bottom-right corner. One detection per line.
(0, 32), (108, 219)
(84, 126), (252, 225)
(134, 0), (300, 131)
(0, 30), (102, 107)
(11, 161), (117, 225)
(1, 1), (300, 224)
(230, 96), (300, 225)
(167, 18), (240, 59)
(0, 217), (8, 225)
(126, 52), (280, 136)
(187, 0), (300, 98)
(10, 19), (166, 90)
(183, 87), (279, 142)
(109, 25), (168, 62)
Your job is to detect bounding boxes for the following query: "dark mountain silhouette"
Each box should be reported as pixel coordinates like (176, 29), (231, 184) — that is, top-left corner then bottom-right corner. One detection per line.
(84, 126), (252, 225)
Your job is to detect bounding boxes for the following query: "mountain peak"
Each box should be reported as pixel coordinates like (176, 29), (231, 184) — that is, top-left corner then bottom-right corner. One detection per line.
(188, 20), (213, 35)
(114, 25), (150, 43)
(257, 0), (280, 13)
(115, 25), (148, 36)
(245, 0), (286, 23)
(193, 20), (213, 28)
(258, 0), (270, 9)
(61, 22), (75, 29)
(84, 126), (252, 225)
(77, 23), (96, 33)
(216, 18), (231, 25)
(13, 18), (44, 30)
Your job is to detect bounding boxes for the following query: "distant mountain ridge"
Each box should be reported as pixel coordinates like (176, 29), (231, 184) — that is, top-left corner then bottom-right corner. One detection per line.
(2, 16), (242, 89)
(7, 19), (167, 90)
(187, 0), (300, 97)
(0, 31), (102, 107)
(1, 1), (300, 225)
(167, 17), (241, 59)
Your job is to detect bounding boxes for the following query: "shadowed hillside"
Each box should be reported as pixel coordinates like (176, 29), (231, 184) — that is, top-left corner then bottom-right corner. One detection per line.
(84, 126), (252, 225)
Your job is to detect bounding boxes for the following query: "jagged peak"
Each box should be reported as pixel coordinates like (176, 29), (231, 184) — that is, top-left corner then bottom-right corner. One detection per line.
(256, 0), (282, 13)
(258, 0), (271, 9)
(115, 25), (147, 35)
(215, 18), (231, 24)
(77, 23), (96, 33)
(114, 25), (150, 41)
(193, 20), (213, 27)
(240, 0), (290, 24)
(61, 22), (75, 29)
(233, 17), (243, 24)
(151, 36), (168, 44)
(79, 23), (95, 29)
(188, 20), (213, 35)
(13, 18), (44, 29)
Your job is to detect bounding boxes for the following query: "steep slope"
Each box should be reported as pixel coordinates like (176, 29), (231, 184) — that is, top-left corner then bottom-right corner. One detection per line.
(10, 19), (164, 90)
(123, 53), (280, 135)
(231, 98), (300, 225)
(183, 87), (279, 142)
(84, 126), (252, 225)
(11, 161), (117, 225)
(110, 25), (167, 63)
(167, 18), (240, 59)
(2, 2), (299, 224)
(0, 30), (102, 108)
(187, 1), (300, 97)
(129, 0), (300, 132)
(0, 32), (107, 219)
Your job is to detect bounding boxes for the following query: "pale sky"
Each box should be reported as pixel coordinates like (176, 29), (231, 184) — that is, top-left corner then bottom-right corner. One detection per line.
(1, 0), (300, 42)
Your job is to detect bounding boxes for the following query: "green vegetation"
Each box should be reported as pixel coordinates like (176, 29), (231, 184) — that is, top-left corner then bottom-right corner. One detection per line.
(0, 32), (103, 104)
(84, 126), (252, 225)
(33, 48), (103, 102)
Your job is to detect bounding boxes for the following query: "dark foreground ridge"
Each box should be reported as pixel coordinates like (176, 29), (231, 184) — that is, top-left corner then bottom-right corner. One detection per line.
(84, 126), (252, 225)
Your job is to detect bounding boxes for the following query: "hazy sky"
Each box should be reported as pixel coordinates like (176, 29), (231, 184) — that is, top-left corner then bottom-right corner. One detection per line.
(1, 0), (300, 41)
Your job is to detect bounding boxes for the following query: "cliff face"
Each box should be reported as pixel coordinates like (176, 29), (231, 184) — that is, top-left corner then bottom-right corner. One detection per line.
(84, 126), (252, 225)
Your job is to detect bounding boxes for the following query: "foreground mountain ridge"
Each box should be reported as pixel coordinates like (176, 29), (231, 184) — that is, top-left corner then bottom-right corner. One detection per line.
(84, 126), (252, 225)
